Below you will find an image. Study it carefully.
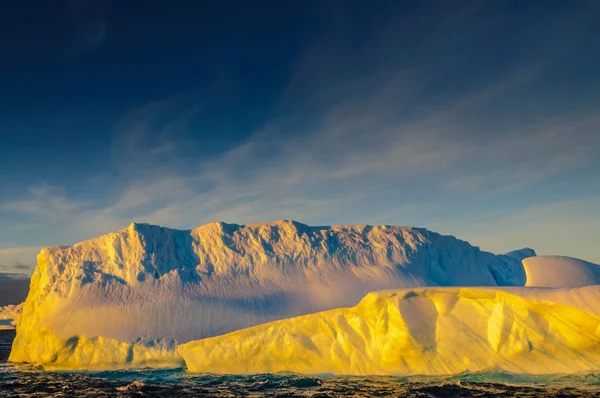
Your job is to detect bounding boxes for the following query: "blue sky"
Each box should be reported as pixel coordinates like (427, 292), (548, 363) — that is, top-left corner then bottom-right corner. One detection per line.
(0, 0), (599, 284)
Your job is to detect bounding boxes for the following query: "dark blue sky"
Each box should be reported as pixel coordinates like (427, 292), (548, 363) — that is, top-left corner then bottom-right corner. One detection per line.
(1, 0), (599, 280)
(1, 1), (326, 183)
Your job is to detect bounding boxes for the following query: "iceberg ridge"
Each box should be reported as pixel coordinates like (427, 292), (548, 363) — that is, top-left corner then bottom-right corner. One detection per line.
(10, 220), (531, 369)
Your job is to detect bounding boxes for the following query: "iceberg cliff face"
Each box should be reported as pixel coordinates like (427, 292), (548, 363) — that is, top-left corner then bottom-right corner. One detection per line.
(179, 286), (600, 376)
(10, 221), (530, 369)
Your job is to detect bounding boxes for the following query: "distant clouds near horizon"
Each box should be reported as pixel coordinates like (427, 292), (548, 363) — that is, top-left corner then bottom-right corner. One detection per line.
(0, 0), (599, 275)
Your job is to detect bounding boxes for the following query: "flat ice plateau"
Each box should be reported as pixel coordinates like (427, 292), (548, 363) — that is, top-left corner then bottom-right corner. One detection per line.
(9, 220), (600, 375)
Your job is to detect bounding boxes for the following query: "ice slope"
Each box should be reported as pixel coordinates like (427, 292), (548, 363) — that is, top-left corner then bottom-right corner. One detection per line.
(524, 256), (600, 288)
(10, 221), (530, 369)
(180, 286), (600, 376)
(0, 303), (23, 330)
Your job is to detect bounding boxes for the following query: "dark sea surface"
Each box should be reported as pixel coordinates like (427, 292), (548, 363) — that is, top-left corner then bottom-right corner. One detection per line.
(2, 330), (600, 397)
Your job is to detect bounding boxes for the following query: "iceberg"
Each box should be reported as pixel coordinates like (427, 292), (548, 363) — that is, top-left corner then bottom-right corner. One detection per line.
(523, 256), (600, 288)
(10, 221), (531, 369)
(0, 302), (23, 330)
(179, 286), (600, 376)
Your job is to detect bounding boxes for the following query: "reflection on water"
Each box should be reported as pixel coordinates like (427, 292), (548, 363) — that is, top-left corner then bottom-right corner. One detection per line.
(1, 330), (599, 397)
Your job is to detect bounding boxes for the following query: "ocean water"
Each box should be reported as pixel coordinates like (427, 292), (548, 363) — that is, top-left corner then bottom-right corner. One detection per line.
(2, 331), (600, 397)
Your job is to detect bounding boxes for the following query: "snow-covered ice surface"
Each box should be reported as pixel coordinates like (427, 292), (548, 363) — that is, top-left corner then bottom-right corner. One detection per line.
(0, 303), (23, 330)
(180, 286), (600, 376)
(10, 220), (532, 370)
(524, 256), (600, 288)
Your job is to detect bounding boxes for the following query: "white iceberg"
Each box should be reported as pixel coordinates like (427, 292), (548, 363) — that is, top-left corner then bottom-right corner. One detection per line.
(179, 286), (600, 376)
(10, 221), (531, 370)
(0, 302), (23, 330)
(523, 255), (600, 288)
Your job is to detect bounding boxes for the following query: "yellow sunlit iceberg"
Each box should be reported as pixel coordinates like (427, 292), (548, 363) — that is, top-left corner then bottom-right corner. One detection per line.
(180, 286), (600, 375)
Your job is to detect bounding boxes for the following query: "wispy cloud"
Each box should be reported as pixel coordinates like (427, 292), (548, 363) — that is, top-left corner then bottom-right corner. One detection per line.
(432, 196), (600, 263)
(66, 0), (107, 57)
(30, 72), (594, 239)
(1, 184), (84, 220)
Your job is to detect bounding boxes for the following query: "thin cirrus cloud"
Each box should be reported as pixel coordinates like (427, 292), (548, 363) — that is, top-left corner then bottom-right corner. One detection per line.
(431, 197), (600, 265)
(1, 184), (85, 221)
(1, 1), (599, 273)
(3, 71), (597, 264)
